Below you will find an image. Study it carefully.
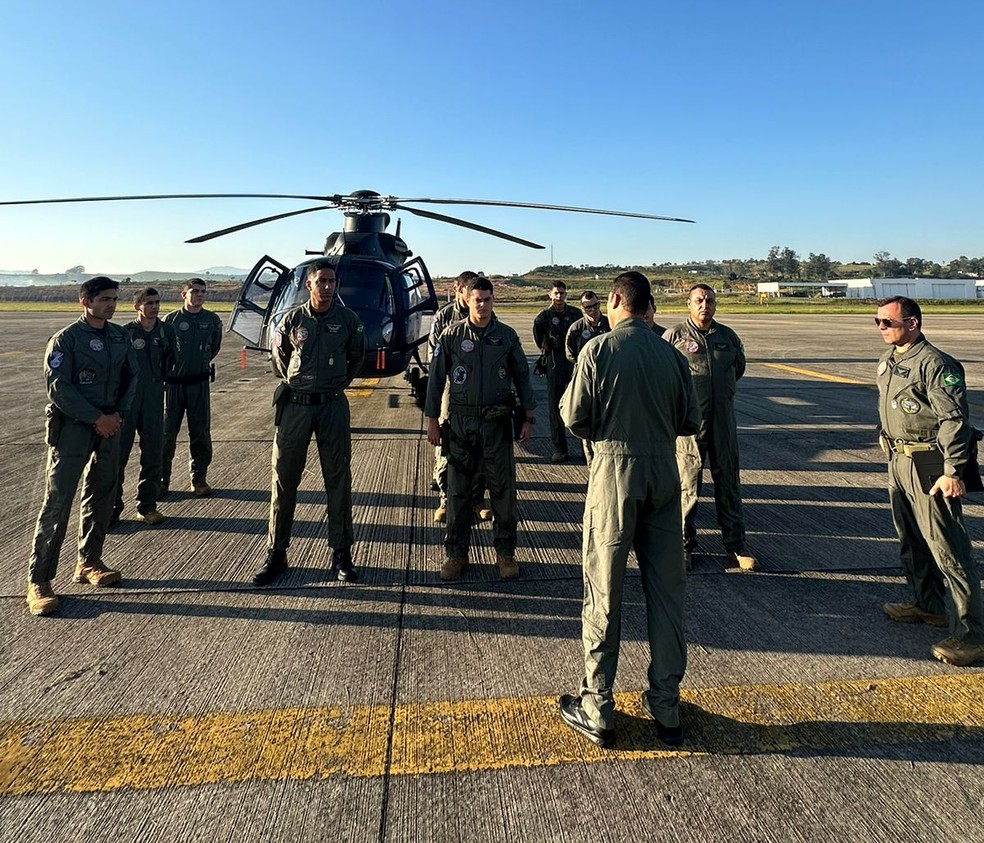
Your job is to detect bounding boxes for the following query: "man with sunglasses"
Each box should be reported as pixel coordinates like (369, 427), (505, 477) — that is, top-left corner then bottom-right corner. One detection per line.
(875, 296), (984, 666)
(564, 290), (610, 364)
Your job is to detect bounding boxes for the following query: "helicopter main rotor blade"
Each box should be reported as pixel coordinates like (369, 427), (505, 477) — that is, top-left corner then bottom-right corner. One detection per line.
(397, 206), (545, 249)
(0, 193), (341, 207)
(185, 206), (334, 243)
(396, 198), (694, 224)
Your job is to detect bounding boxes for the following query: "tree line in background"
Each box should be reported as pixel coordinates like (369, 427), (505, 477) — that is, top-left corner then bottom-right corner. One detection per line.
(528, 250), (984, 285)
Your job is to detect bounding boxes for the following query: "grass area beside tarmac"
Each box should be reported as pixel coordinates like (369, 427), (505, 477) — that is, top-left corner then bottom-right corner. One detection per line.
(2, 283), (982, 317)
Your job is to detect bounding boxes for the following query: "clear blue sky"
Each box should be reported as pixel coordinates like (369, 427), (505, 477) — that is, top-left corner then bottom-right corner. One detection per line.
(1, 0), (981, 276)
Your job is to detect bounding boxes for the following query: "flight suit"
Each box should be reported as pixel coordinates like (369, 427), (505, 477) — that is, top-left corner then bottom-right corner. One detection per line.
(533, 304), (581, 457)
(560, 318), (700, 730)
(268, 300), (366, 553)
(877, 335), (983, 644)
(116, 318), (175, 515)
(425, 315), (535, 558)
(161, 306), (223, 488)
(564, 314), (610, 363)
(29, 317), (139, 584)
(429, 299), (483, 504)
(663, 318), (747, 553)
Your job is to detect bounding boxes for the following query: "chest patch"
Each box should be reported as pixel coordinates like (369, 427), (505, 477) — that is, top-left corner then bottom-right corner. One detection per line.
(486, 336), (503, 346)
(498, 365), (507, 380)
(132, 338), (147, 350)
(89, 338), (105, 352)
(877, 361), (888, 376)
(899, 397), (920, 414)
(551, 316), (560, 325)
(582, 329), (591, 339)
(78, 369), (97, 385)
(452, 365), (468, 385)
(461, 339), (475, 353)
(178, 321), (190, 331)
(293, 326), (309, 343)
(685, 341), (700, 354)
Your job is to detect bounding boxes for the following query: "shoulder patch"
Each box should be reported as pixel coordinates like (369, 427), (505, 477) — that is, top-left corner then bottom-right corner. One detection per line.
(942, 371), (963, 387)
(48, 350), (64, 369)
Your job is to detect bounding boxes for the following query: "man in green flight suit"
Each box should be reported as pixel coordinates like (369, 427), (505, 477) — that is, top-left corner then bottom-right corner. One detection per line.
(251, 259), (367, 586)
(663, 284), (756, 571)
(875, 295), (984, 667)
(564, 290), (610, 364)
(426, 275), (536, 581)
(429, 271), (490, 524)
(114, 287), (175, 526)
(533, 281), (581, 462)
(161, 277), (223, 497)
(26, 276), (139, 616)
(557, 271), (700, 749)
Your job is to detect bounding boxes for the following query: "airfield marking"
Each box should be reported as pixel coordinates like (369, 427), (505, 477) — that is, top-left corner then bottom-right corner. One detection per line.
(2, 673), (981, 797)
(761, 363), (869, 386)
(346, 377), (381, 398)
(760, 362), (984, 416)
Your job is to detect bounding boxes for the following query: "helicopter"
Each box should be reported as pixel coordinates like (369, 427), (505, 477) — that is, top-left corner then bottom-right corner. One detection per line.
(0, 189), (694, 381)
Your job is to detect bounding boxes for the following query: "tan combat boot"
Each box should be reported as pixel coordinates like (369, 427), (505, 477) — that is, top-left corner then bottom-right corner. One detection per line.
(434, 505), (447, 524)
(473, 505), (493, 522)
(73, 560), (122, 586)
(496, 554), (519, 579)
(931, 637), (984, 667)
(27, 582), (59, 616)
(193, 482), (213, 497)
(137, 509), (166, 525)
(440, 557), (467, 581)
(882, 601), (947, 627)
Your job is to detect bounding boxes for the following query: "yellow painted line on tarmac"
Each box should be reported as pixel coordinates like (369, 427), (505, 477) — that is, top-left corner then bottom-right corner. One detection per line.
(345, 377), (381, 398)
(761, 362), (869, 386)
(2, 673), (982, 796)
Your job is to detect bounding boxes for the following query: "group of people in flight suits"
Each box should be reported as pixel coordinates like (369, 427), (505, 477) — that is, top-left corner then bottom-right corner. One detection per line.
(24, 267), (983, 750)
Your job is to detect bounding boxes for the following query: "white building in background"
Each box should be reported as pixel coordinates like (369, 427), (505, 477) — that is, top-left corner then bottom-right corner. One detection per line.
(757, 278), (984, 300)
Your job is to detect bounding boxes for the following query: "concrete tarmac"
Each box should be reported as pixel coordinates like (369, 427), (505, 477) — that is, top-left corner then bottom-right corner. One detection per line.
(1, 310), (982, 843)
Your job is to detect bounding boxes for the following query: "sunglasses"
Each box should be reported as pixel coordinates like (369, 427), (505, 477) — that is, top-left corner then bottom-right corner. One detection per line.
(873, 317), (911, 329)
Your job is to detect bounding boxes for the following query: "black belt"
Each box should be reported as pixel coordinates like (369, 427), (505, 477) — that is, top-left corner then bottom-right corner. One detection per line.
(166, 371), (210, 386)
(450, 403), (512, 420)
(289, 391), (339, 405)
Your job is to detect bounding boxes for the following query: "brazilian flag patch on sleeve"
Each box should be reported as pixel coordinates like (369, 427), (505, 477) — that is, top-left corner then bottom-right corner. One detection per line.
(942, 371), (963, 387)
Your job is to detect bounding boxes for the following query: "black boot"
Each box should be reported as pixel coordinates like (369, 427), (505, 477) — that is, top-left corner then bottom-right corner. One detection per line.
(332, 547), (358, 583)
(252, 549), (288, 586)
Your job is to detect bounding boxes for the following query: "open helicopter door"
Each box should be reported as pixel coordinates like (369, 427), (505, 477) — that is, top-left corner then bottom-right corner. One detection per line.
(397, 257), (438, 408)
(395, 257), (437, 352)
(228, 255), (292, 351)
